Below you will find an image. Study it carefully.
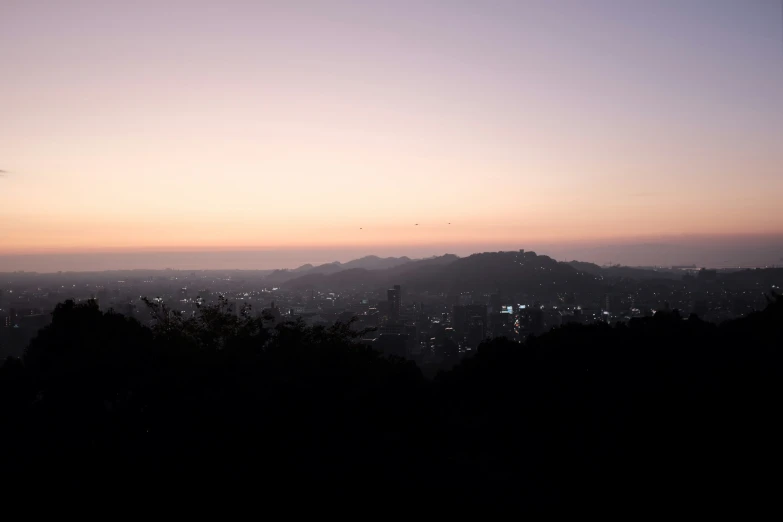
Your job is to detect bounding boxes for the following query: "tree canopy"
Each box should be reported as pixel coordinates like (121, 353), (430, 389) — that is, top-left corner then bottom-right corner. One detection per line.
(2, 293), (782, 510)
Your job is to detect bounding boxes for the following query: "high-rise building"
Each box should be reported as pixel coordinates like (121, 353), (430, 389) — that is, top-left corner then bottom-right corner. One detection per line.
(490, 293), (501, 314)
(464, 304), (488, 349)
(466, 316), (486, 350)
(452, 305), (467, 336)
(387, 285), (401, 321)
(7, 308), (18, 328)
(464, 304), (487, 331)
(530, 308), (545, 335)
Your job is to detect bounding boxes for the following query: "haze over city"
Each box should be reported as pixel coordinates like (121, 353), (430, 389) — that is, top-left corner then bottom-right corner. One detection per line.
(2, 0), (782, 272)
(5, 1), (783, 508)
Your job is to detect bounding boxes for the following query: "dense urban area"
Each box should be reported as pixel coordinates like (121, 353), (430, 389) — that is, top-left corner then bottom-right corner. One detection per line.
(3, 250), (780, 369)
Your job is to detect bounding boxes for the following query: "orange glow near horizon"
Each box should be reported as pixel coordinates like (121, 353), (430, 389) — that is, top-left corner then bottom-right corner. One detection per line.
(2, 2), (782, 257)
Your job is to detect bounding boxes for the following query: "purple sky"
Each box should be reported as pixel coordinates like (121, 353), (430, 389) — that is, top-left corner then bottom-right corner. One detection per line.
(1, 1), (782, 270)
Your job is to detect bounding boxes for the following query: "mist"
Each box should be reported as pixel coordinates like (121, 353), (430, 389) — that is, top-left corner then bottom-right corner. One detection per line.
(1, 234), (780, 272)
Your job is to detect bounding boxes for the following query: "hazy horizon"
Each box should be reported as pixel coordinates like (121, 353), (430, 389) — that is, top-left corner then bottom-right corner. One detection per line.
(2, 233), (781, 272)
(2, 1), (782, 257)
(4, 1), (783, 505)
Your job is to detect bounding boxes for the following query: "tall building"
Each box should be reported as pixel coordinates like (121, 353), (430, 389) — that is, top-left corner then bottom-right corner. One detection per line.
(452, 305), (467, 336)
(464, 304), (487, 331)
(387, 285), (401, 321)
(261, 301), (282, 325)
(490, 293), (502, 314)
(6, 308), (18, 328)
(379, 323), (406, 335)
(464, 304), (488, 349)
(530, 308), (545, 335)
(466, 316), (486, 350)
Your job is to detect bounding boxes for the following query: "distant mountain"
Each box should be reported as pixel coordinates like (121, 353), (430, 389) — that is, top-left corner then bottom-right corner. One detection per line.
(264, 255), (414, 285)
(567, 260), (602, 275)
(283, 254), (460, 290)
(341, 255), (412, 270)
(264, 262), (340, 285)
(567, 261), (681, 280)
(284, 251), (600, 297)
(400, 251), (600, 294)
(719, 267), (783, 288)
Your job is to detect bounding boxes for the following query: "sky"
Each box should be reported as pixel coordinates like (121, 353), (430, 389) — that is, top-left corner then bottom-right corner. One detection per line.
(1, 0), (782, 270)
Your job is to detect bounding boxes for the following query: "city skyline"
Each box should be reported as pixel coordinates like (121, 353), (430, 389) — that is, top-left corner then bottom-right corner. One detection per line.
(4, 1), (783, 504)
(2, 1), (783, 260)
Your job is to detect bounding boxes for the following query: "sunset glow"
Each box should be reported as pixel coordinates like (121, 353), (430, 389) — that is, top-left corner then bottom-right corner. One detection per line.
(2, 1), (782, 267)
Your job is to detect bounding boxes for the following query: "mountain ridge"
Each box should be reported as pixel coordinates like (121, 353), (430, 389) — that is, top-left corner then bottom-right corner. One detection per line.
(263, 255), (417, 285)
(282, 251), (602, 297)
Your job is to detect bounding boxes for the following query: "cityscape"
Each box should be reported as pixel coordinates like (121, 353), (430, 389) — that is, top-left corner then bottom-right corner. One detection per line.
(2, 0), (783, 509)
(3, 250), (780, 372)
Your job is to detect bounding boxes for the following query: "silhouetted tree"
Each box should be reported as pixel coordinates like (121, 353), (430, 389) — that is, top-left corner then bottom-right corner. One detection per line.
(2, 293), (782, 509)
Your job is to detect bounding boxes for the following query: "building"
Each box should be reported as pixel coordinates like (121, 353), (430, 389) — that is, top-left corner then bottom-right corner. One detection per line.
(123, 302), (136, 319)
(261, 301), (283, 325)
(373, 333), (410, 358)
(379, 322), (406, 336)
(462, 304), (487, 347)
(464, 304), (487, 331)
(452, 305), (467, 336)
(529, 308), (545, 335)
(489, 311), (515, 339)
(490, 293), (501, 314)
(5, 308), (19, 328)
(387, 285), (401, 321)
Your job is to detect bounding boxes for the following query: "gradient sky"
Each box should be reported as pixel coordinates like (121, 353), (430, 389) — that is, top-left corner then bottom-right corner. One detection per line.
(2, 0), (783, 267)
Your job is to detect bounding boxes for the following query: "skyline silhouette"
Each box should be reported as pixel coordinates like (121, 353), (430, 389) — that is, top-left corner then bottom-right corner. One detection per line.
(2, 1), (783, 506)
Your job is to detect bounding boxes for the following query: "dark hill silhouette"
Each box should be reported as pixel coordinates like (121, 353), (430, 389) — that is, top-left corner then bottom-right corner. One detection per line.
(281, 267), (377, 289)
(285, 251), (599, 297)
(567, 259), (603, 274)
(568, 260), (681, 280)
(283, 253), (460, 290)
(720, 267), (783, 287)
(264, 255), (414, 285)
(403, 250), (599, 294)
(341, 255), (413, 270)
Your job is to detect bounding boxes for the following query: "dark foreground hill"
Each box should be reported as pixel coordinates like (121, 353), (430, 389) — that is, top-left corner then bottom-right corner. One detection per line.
(1, 294), (782, 511)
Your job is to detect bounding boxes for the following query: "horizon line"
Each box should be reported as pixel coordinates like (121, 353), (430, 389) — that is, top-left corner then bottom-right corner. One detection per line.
(2, 231), (783, 256)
